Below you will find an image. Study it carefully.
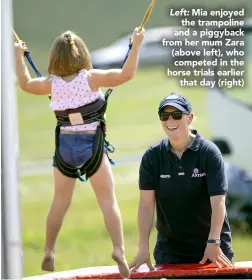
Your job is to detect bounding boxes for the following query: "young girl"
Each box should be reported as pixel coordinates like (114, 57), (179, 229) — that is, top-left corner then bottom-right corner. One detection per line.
(15, 27), (145, 279)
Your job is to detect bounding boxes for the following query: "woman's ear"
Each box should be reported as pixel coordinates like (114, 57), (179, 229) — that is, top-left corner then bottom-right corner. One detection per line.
(188, 113), (194, 125)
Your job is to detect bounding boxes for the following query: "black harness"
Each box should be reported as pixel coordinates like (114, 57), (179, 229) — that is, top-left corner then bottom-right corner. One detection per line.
(15, 2), (156, 183)
(53, 91), (115, 182)
(51, 43), (134, 182)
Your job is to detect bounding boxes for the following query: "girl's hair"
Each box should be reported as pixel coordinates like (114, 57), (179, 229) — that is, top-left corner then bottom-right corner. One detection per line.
(48, 31), (92, 76)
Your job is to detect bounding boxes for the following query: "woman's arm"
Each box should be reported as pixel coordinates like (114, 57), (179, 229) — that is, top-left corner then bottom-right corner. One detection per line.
(209, 195), (226, 240)
(200, 147), (232, 267)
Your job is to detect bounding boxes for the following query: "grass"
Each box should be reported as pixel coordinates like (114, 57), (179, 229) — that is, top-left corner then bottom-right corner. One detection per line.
(17, 68), (252, 277)
(21, 167), (252, 277)
(13, 0), (252, 276)
(18, 67), (209, 163)
(14, 0), (250, 73)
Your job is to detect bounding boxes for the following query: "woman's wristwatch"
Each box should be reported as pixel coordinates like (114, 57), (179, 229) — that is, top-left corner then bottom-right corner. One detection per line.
(206, 239), (221, 246)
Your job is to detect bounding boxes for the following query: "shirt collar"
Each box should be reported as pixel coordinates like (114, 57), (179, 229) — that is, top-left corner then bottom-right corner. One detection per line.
(165, 129), (201, 151)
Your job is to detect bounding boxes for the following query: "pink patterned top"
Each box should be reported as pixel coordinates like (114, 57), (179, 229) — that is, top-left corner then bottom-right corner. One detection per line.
(50, 69), (102, 131)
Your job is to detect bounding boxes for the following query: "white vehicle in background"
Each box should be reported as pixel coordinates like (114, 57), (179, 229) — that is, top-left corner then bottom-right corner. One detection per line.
(205, 19), (252, 231)
(206, 18), (252, 173)
(91, 26), (200, 69)
(91, 27), (174, 69)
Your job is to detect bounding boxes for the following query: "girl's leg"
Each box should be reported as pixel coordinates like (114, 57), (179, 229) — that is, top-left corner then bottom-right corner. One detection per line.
(89, 154), (130, 279)
(42, 167), (76, 271)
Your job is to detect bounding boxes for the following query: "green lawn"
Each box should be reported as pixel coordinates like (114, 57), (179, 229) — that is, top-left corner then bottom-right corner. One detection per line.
(18, 68), (251, 277)
(13, 0), (252, 275)
(21, 166), (252, 277)
(18, 67), (209, 163)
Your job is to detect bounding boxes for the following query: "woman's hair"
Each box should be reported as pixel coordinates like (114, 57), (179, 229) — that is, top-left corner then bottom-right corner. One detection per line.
(48, 31), (92, 76)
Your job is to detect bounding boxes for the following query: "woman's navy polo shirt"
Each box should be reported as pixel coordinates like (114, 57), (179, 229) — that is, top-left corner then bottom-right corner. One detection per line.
(139, 130), (234, 258)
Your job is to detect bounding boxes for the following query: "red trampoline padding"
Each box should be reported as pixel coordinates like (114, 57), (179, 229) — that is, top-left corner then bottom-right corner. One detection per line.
(23, 261), (252, 280)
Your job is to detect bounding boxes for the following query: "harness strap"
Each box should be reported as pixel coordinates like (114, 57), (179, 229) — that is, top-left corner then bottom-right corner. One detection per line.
(53, 95), (115, 181)
(54, 122), (106, 181)
(54, 96), (107, 126)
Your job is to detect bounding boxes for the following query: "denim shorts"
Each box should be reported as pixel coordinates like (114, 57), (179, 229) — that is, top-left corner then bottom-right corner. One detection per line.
(53, 133), (106, 168)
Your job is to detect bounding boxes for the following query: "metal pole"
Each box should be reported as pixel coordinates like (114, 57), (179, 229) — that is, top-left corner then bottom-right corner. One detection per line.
(1, 179), (8, 280)
(1, 0), (23, 278)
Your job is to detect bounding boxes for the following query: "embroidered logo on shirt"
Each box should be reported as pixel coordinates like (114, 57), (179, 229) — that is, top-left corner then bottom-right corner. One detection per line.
(191, 168), (206, 177)
(160, 174), (171, 178)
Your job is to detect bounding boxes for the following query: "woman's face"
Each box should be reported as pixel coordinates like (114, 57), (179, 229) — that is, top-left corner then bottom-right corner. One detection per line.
(160, 105), (193, 140)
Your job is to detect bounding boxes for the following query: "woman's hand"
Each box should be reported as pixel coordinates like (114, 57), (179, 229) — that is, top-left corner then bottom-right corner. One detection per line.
(200, 244), (233, 268)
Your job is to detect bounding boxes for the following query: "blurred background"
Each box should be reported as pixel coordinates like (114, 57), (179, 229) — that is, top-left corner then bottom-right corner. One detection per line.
(13, 0), (252, 277)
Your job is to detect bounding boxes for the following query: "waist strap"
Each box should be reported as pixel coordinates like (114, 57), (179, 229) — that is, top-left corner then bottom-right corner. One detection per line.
(53, 94), (114, 181)
(54, 124), (106, 180)
(54, 95), (107, 126)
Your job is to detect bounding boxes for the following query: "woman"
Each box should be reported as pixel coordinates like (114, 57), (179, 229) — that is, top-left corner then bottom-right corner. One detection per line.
(129, 93), (234, 272)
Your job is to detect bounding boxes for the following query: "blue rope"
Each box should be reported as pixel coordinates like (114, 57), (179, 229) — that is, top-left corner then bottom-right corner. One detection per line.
(101, 42), (133, 173)
(109, 158), (115, 166)
(24, 50), (43, 78)
(105, 42), (133, 99)
(78, 175), (88, 182)
(120, 43), (133, 68)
